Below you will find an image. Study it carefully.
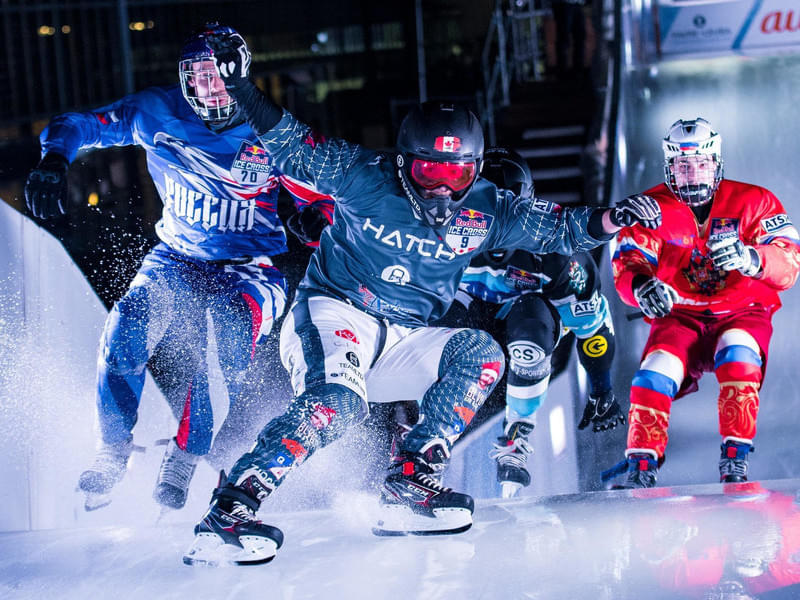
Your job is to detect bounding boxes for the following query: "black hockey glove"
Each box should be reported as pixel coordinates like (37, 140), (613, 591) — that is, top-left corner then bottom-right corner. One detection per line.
(286, 204), (330, 245)
(24, 152), (70, 219)
(206, 32), (281, 136)
(633, 276), (678, 319)
(578, 389), (626, 432)
(609, 194), (661, 229)
(707, 237), (762, 277)
(206, 32), (251, 92)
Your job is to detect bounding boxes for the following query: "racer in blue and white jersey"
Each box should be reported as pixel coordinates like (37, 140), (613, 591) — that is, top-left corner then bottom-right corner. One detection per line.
(24, 24), (330, 511)
(181, 33), (663, 565)
(444, 148), (626, 498)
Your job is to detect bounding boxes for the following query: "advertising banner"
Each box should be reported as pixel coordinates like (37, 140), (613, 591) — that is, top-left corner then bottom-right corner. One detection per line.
(657, 0), (800, 55)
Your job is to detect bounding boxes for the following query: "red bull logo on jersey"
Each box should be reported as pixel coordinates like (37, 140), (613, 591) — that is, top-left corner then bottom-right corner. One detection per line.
(708, 218), (740, 246)
(232, 140), (272, 186)
(163, 174), (255, 232)
(445, 208), (493, 255)
(504, 266), (545, 291)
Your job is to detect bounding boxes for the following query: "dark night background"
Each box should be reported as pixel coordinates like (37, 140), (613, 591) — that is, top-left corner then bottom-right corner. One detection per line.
(0, 0), (607, 468)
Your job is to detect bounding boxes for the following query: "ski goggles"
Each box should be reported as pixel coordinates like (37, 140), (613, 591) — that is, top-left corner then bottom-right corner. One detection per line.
(410, 159), (477, 192)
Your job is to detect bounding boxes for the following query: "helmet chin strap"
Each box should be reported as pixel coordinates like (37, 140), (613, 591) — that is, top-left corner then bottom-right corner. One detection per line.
(397, 166), (426, 222)
(426, 196), (453, 227)
(204, 103), (245, 133)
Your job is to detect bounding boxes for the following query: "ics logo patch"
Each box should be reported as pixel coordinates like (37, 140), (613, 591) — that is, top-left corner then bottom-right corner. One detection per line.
(346, 351), (360, 368)
(231, 140), (272, 185)
(446, 208), (494, 255)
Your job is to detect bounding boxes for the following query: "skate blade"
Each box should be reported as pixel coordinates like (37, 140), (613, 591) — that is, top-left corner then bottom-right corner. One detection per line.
(182, 532), (278, 566)
(83, 492), (112, 512)
(372, 504), (473, 537)
(501, 482), (523, 499)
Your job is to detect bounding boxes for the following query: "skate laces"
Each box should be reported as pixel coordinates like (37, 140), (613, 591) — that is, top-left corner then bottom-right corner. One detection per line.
(414, 469), (451, 493)
(489, 436), (533, 469)
(229, 500), (257, 521)
(157, 442), (198, 491)
(395, 455), (452, 493)
(88, 440), (133, 476)
(719, 442), (752, 479)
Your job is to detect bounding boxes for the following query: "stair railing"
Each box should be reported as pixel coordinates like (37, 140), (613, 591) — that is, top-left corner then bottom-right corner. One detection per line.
(480, 0), (550, 145)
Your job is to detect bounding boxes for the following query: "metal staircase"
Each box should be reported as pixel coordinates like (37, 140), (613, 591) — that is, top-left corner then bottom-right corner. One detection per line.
(481, 0), (596, 207)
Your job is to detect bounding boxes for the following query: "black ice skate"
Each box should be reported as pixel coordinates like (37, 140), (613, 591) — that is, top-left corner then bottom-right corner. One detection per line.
(601, 452), (659, 489)
(488, 420), (534, 498)
(77, 435), (137, 511)
(183, 472), (284, 566)
(719, 439), (754, 483)
(373, 440), (474, 536)
(153, 437), (200, 510)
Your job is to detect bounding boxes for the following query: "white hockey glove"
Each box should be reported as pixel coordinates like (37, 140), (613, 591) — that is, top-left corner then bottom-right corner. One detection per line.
(633, 277), (678, 319)
(707, 237), (761, 277)
(206, 32), (252, 91)
(609, 194), (662, 230)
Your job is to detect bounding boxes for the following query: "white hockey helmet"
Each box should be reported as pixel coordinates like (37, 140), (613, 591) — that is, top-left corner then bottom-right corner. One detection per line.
(662, 117), (723, 206)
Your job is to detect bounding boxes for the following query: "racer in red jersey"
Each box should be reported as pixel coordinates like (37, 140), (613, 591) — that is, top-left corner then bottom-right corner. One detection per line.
(604, 118), (800, 489)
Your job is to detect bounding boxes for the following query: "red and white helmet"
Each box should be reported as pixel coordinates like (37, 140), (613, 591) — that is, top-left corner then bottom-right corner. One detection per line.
(662, 117), (723, 206)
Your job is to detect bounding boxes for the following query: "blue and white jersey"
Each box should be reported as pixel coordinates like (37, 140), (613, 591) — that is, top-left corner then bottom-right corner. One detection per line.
(39, 85), (294, 261)
(254, 110), (611, 326)
(459, 250), (610, 337)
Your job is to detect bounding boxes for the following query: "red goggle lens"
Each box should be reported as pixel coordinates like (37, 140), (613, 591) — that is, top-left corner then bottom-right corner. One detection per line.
(410, 159), (477, 192)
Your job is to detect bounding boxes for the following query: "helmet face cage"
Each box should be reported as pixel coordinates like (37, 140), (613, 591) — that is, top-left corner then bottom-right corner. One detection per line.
(662, 118), (723, 207)
(481, 147), (534, 198)
(396, 102), (484, 227)
(179, 24), (239, 123)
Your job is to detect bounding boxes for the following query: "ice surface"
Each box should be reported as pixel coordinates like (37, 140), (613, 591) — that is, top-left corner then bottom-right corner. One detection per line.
(3, 480), (800, 599)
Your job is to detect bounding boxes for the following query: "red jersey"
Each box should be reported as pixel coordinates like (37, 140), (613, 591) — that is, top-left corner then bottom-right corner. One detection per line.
(613, 180), (800, 314)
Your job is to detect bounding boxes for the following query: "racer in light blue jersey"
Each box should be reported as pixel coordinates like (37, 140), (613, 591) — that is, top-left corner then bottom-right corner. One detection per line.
(24, 24), (330, 511)
(181, 32), (663, 565)
(443, 148), (626, 497)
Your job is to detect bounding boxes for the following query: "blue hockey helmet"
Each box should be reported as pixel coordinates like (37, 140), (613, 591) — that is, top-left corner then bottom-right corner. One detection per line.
(396, 102), (484, 227)
(179, 23), (240, 123)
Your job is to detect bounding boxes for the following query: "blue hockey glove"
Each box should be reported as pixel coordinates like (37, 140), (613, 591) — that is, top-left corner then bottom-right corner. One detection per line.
(25, 152), (69, 219)
(707, 237), (761, 277)
(610, 194), (661, 229)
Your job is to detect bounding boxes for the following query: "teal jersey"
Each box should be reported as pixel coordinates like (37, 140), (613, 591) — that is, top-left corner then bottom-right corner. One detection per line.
(257, 110), (610, 326)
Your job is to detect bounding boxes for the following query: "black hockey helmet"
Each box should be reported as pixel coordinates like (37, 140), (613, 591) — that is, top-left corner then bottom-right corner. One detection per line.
(396, 101), (484, 227)
(481, 147), (534, 198)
